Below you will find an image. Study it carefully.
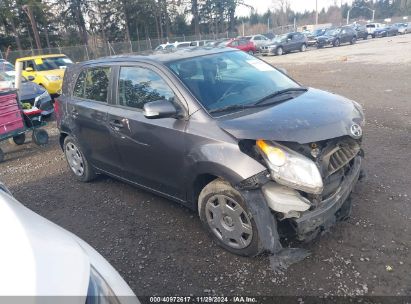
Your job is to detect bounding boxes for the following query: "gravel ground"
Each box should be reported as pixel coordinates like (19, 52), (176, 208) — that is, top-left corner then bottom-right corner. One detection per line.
(0, 34), (410, 298)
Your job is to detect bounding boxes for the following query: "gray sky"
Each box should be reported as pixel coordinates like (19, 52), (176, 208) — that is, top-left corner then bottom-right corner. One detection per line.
(236, 0), (354, 16)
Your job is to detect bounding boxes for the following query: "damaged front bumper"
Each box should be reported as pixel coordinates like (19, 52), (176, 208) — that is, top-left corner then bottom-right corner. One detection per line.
(292, 156), (362, 239)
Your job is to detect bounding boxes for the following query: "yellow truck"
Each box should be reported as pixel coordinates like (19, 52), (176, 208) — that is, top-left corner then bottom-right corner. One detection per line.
(16, 54), (73, 96)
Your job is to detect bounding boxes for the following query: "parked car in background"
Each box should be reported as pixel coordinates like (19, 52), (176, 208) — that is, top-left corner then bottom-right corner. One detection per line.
(16, 54), (73, 96)
(316, 26), (357, 48)
(261, 32), (307, 56)
(0, 182), (139, 302)
(215, 38), (235, 47)
(0, 71), (54, 117)
(351, 23), (368, 40)
(306, 28), (327, 46)
(0, 59), (15, 76)
(242, 34), (272, 50)
(394, 23), (410, 34)
(366, 23), (384, 38)
(56, 48), (365, 257)
(374, 24), (399, 37)
(227, 38), (257, 55)
(190, 40), (214, 47)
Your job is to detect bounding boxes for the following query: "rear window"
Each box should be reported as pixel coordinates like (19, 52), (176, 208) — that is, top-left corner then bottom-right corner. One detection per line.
(73, 67), (111, 102)
(366, 25), (375, 28)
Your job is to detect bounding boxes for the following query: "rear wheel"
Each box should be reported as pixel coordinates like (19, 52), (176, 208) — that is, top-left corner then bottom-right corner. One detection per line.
(13, 133), (26, 145)
(247, 50), (254, 55)
(198, 179), (260, 256)
(0, 148), (4, 163)
(32, 129), (48, 145)
(350, 37), (357, 44)
(276, 46), (283, 56)
(300, 43), (307, 52)
(64, 136), (96, 182)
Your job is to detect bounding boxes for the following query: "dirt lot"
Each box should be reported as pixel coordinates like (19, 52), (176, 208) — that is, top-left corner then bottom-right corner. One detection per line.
(1, 34), (410, 298)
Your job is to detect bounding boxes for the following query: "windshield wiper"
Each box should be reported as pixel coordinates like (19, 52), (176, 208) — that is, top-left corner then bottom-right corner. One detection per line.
(254, 87), (308, 106)
(208, 104), (255, 114)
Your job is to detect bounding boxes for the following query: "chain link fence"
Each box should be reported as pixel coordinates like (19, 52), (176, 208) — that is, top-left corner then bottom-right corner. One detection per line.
(1, 32), (240, 64)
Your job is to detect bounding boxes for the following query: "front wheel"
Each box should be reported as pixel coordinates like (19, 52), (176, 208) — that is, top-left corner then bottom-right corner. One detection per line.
(300, 44), (307, 52)
(198, 179), (260, 256)
(64, 136), (96, 182)
(247, 50), (254, 55)
(333, 39), (340, 47)
(350, 37), (357, 45)
(276, 46), (283, 56)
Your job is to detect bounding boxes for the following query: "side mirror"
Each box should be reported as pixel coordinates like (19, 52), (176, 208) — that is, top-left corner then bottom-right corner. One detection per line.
(143, 100), (177, 119)
(278, 67), (288, 75)
(25, 67), (34, 72)
(27, 75), (35, 81)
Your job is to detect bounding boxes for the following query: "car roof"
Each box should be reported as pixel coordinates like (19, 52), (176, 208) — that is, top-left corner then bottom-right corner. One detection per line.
(16, 54), (68, 62)
(76, 47), (238, 67)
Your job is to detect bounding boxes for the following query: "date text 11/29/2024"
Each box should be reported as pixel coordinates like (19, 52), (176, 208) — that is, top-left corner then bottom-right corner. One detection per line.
(149, 296), (257, 303)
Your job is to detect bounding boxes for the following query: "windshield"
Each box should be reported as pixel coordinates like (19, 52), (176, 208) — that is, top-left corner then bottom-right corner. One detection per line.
(313, 29), (325, 36)
(272, 34), (287, 43)
(35, 56), (73, 71)
(166, 51), (300, 114)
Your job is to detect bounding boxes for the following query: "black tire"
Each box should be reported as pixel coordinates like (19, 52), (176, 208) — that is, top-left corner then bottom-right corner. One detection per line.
(32, 129), (49, 145)
(13, 133), (26, 145)
(247, 50), (254, 56)
(63, 136), (96, 182)
(0, 148), (4, 163)
(198, 179), (261, 257)
(364, 35), (368, 40)
(300, 43), (307, 52)
(350, 37), (357, 45)
(276, 46), (283, 56)
(333, 39), (340, 47)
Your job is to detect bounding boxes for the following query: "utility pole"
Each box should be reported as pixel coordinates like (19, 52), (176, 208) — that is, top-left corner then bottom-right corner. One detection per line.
(315, 0), (318, 25)
(22, 5), (42, 49)
(267, 18), (270, 32)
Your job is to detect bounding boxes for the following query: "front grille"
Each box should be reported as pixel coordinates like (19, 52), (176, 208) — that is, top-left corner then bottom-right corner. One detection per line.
(328, 144), (360, 175)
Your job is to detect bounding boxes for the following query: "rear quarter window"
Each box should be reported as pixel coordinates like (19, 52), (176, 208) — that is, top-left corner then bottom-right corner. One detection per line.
(73, 67), (111, 102)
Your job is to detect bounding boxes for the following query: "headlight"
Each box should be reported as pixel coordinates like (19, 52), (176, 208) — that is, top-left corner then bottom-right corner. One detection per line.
(257, 140), (323, 194)
(45, 75), (61, 81)
(87, 265), (120, 304)
(34, 90), (50, 102)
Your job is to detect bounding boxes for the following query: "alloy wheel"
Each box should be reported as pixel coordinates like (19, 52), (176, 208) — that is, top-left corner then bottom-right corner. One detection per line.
(205, 194), (253, 249)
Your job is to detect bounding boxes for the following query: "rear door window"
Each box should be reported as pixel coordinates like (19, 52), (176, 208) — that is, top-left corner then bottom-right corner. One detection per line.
(73, 67), (111, 102)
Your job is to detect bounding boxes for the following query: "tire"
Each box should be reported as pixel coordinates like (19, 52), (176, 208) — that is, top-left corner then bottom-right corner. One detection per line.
(13, 133), (26, 145)
(63, 136), (96, 182)
(276, 46), (283, 56)
(350, 37), (357, 45)
(364, 35), (368, 40)
(32, 129), (49, 145)
(247, 50), (254, 55)
(333, 39), (340, 47)
(0, 148), (4, 163)
(198, 179), (260, 257)
(300, 43), (307, 52)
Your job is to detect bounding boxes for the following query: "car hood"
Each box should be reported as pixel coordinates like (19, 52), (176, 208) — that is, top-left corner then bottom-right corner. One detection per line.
(317, 34), (334, 40)
(0, 190), (90, 296)
(20, 81), (46, 101)
(217, 88), (364, 144)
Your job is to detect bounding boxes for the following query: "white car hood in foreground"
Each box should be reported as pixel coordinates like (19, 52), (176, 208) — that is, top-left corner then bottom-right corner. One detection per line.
(0, 190), (137, 301)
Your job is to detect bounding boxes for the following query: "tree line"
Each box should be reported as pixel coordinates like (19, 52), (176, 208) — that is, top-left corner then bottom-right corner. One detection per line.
(0, 0), (410, 51)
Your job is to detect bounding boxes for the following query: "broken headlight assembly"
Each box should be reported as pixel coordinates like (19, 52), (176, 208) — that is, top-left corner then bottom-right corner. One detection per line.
(256, 140), (323, 194)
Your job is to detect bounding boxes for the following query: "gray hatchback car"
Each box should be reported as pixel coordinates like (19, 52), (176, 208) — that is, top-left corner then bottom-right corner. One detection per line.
(56, 48), (365, 256)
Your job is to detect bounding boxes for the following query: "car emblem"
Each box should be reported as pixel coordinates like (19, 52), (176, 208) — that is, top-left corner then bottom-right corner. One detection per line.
(350, 124), (362, 138)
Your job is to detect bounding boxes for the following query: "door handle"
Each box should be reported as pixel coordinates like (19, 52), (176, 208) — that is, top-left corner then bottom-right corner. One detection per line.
(109, 119), (124, 129)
